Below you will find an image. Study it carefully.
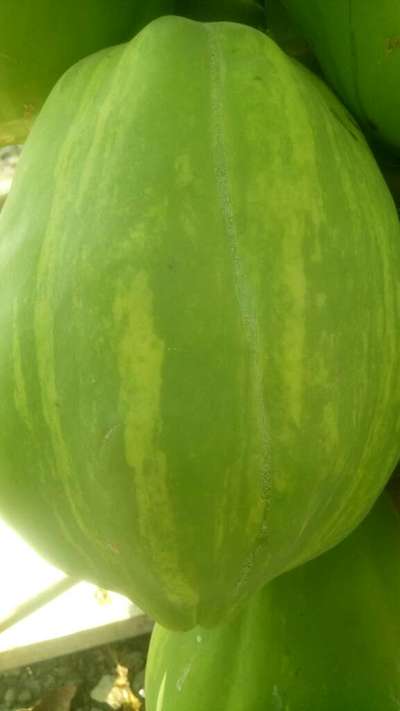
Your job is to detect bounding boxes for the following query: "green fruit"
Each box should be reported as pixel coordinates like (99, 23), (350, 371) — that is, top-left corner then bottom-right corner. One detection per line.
(373, 143), (400, 210)
(146, 493), (400, 710)
(0, 0), (173, 147)
(281, 0), (400, 151)
(174, 0), (265, 27)
(1, 16), (400, 631)
(265, 0), (316, 70)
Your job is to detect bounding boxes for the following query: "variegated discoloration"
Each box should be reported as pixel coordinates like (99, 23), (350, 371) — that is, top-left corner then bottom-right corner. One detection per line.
(112, 270), (197, 607)
(0, 16), (400, 630)
(12, 298), (31, 431)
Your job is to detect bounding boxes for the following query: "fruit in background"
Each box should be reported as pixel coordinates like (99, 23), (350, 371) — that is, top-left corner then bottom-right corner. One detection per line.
(388, 464), (400, 510)
(146, 494), (400, 710)
(264, 0), (317, 70)
(282, 0), (400, 152)
(174, 0), (265, 27)
(0, 0), (173, 147)
(372, 142), (400, 211)
(0, 16), (400, 631)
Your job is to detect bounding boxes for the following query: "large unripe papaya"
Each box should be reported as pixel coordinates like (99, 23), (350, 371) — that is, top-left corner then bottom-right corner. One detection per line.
(281, 0), (400, 151)
(0, 0), (173, 146)
(146, 494), (400, 710)
(0, 16), (400, 630)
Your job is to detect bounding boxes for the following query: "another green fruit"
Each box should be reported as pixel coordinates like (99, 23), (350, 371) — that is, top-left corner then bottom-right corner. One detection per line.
(146, 493), (400, 710)
(0, 0), (173, 146)
(282, 0), (400, 151)
(265, 0), (316, 70)
(0, 17), (400, 630)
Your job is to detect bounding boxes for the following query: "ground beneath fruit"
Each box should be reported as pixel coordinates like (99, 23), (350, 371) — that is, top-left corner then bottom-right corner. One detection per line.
(0, 634), (149, 711)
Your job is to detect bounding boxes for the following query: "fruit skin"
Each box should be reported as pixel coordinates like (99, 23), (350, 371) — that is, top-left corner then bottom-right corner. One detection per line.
(1, 16), (400, 631)
(146, 493), (400, 710)
(0, 0), (173, 147)
(281, 0), (400, 152)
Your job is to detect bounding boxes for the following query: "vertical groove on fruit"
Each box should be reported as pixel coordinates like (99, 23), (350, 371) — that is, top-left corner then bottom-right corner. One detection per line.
(205, 24), (272, 593)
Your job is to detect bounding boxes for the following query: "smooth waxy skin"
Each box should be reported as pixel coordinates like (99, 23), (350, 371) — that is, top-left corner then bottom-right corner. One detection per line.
(282, 0), (400, 151)
(0, 0), (173, 146)
(1, 17), (400, 629)
(146, 494), (400, 710)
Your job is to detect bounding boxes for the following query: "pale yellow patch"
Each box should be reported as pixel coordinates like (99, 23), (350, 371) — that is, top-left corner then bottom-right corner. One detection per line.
(281, 254), (306, 427)
(174, 154), (194, 188)
(113, 271), (165, 481)
(33, 191), (96, 557)
(35, 222), (70, 484)
(113, 271), (197, 606)
(126, 196), (169, 251)
(12, 299), (31, 431)
(322, 400), (339, 450)
(156, 672), (167, 711)
(312, 351), (330, 388)
(310, 238), (322, 263)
